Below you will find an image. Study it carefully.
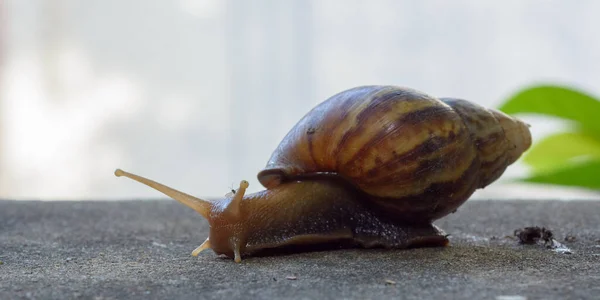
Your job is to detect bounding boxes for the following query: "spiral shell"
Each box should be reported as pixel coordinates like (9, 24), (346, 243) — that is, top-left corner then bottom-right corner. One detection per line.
(257, 86), (531, 222)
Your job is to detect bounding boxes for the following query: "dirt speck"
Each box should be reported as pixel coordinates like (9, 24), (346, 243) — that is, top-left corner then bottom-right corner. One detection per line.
(564, 235), (577, 243)
(513, 226), (573, 254)
(514, 226), (553, 245)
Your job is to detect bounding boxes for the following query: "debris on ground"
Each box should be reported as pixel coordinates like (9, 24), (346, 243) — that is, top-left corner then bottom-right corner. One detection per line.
(385, 279), (396, 285)
(513, 226), (572, 254)
(286, 276), (297, 280)
(564, 235), (577, 243)
(514, 226), (553, 245)
(549, 239), (573, 254)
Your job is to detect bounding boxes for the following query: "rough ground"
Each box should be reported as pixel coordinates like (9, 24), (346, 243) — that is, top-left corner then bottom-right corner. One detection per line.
(1, 199), (599, 300)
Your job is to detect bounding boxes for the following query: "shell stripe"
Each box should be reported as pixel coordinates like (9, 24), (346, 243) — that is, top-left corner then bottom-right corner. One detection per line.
(371, 155), (480, 223)
(361, 128), (464, 182)
(343, 104), (456, 168)
(329, 87), (404, 165)
(359, 136), (477, 198)
(333, 102), (454, 167)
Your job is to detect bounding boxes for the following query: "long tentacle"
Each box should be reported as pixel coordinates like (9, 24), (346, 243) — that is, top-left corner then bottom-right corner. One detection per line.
(115, 169), (212, 219)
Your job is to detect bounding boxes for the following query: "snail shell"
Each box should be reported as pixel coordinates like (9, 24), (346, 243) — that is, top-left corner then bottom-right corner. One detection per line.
(258, 85), (531, 222)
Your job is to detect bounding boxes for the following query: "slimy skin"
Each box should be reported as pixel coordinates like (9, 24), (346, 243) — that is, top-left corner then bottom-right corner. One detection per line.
(114, 170), (448, 263)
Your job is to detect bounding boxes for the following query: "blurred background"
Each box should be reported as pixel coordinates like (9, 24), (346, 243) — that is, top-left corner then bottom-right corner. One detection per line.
(1, 0), (599, 201)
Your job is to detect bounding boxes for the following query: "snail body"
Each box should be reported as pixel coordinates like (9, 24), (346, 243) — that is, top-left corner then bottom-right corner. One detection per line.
(115, 85), (532, 262)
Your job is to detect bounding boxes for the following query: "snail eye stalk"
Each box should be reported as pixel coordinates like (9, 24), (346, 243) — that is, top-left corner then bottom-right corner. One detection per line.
(114, 168), (212, 219)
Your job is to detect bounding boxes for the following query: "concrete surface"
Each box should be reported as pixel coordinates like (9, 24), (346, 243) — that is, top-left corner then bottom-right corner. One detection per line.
(1, 199), (599, 300)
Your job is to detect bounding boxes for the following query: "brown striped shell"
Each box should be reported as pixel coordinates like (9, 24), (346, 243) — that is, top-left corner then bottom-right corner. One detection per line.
(257, 86), (531, 222)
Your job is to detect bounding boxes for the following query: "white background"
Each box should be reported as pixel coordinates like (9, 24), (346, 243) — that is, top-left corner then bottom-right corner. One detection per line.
(1, 0), (599, 201)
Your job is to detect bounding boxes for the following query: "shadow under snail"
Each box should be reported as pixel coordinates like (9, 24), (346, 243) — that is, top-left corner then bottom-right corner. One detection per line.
(114, 85), (532, 263)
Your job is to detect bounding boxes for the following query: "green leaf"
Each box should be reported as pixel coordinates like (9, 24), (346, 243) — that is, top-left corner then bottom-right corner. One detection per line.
(498, 85), (600, 133)
(522, 131), (600, 173)
(520, 159), (600, 190)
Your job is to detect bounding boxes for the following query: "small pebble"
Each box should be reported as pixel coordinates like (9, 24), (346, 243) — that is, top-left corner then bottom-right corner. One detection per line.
(66, 257), (73, 262)
(286, 276), (297, 280)
(385, 279), (396, 285)
(564, 235), (577, 242)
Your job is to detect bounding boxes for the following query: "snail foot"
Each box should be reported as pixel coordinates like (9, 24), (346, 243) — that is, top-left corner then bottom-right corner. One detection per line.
(354, 223), (449, 249)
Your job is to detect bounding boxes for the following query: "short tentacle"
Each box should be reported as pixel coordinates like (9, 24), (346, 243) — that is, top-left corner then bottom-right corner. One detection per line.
(191, 238), (211, 256)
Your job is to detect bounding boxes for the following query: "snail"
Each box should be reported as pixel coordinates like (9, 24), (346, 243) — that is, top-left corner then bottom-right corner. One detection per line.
(114, 85), (532, 263)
